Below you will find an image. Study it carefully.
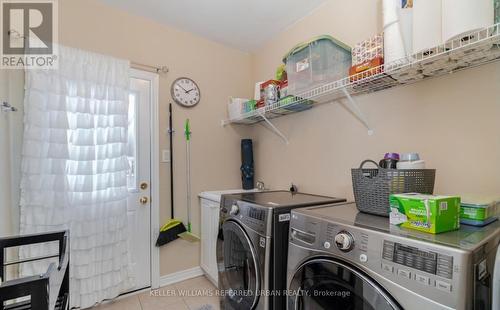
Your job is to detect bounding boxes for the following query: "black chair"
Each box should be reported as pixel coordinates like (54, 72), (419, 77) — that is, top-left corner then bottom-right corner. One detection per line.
(0, 231), (69, 310)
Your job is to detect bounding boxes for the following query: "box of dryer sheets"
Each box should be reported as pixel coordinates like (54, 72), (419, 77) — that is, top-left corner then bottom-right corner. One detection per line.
(389, 193), (460, 234)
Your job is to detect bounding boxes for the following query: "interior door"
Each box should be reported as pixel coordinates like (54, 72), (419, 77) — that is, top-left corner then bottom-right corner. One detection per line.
(288, 258), (401, 310)
(125, 71), (153, 291)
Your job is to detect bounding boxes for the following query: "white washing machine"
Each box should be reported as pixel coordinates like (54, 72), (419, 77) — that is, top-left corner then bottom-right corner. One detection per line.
(287, 202), (500, 310)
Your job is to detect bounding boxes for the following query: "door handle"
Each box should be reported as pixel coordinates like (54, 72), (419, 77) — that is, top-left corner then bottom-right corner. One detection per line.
(140, 182), (148, 190)
(139, 196), (149, 205)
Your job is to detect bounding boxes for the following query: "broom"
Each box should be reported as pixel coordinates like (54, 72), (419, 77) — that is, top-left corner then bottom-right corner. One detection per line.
(178, 119), (200, 242)
(156, 103), (186, 246)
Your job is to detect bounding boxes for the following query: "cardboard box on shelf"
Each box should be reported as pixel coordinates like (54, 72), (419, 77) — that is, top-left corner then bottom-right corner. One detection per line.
(349, 57), (384, 82)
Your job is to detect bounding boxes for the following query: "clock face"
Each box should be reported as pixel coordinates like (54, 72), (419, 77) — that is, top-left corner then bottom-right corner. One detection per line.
(171, 77), (201, 108)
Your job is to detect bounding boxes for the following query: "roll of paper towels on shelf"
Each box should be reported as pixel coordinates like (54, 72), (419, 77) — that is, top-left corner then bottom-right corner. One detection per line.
(420, 55), (449, 68)
(442, 0), (494, 42)
(496, 0), (500, 23)
(413, 0), (442, 54)
(383, 0), (409, 65)
(400, 8), (413, 57)
(390, 66), (420, 79)
(399, 74), (425, 84)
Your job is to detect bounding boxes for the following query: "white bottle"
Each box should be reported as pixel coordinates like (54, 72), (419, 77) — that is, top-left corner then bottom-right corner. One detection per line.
(397, 153), (426, 169)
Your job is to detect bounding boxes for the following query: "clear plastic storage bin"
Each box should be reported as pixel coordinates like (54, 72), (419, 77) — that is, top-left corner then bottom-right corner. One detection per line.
(284, 35), (351, 95)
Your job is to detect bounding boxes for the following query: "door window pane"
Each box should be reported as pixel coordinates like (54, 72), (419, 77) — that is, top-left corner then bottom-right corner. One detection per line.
(127, 92), (138, 190)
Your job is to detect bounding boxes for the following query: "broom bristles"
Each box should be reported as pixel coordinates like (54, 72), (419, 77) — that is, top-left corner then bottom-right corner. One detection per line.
(156, 222), (187, 246)
(178, 231), (200, 243)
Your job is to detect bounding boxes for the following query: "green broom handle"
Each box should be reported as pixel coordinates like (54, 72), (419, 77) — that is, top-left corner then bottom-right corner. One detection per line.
(185, 119), (192, 232)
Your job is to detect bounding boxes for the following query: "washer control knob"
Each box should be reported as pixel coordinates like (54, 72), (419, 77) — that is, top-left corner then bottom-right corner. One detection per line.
(334, 231), (354, 252)
(229, 204), (240, 216)
(324, 241), (331, 249)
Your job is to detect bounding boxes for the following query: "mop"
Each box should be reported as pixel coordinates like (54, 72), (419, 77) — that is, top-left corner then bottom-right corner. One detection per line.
(178, 119), (200, 242)
(156, 104), (186, 246)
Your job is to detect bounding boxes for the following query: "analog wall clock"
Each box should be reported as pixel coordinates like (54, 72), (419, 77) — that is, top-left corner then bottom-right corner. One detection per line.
(171, 77), (201, 108)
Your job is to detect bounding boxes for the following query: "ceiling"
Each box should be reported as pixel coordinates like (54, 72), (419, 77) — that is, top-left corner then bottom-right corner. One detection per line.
(98, 0), (328, 51)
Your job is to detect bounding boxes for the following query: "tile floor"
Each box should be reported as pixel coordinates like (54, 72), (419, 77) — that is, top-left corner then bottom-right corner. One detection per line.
(93, 276), (220, 310)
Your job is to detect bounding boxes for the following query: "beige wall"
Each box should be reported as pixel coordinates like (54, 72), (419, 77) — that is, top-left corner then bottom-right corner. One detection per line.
(58, 0), (253, 276)
(250, 0), (500, 199)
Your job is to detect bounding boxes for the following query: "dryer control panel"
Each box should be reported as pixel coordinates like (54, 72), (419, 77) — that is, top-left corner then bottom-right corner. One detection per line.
(382, 241), (453, 279)
(220, 197), (271, 236)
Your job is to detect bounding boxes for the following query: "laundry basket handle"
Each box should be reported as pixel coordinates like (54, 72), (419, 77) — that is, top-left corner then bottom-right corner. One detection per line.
(359, 159), (380, 169)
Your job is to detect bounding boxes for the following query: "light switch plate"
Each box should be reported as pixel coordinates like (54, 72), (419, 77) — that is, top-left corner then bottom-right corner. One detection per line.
(162, 150), (170, 163)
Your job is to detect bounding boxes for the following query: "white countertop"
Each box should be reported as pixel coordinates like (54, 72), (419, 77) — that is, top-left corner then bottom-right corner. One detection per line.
(199, 189), (259, 203)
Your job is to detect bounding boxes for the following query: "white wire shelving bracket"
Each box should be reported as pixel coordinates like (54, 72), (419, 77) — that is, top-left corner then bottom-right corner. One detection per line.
(221, 23), (500, 142)
(258, 110), (289, 144)
(339, 88), (374, 135)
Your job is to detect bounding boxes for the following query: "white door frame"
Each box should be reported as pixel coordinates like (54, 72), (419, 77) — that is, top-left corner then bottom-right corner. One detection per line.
(130, 68), (161, 289)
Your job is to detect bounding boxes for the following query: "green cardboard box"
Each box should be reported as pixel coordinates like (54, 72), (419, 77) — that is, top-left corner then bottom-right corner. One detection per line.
(389, 193), (460, 234)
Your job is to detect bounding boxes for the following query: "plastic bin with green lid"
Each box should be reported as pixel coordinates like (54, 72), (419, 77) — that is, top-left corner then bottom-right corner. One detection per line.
(460, 196), (499, 227)
(283, 35), (351, 96)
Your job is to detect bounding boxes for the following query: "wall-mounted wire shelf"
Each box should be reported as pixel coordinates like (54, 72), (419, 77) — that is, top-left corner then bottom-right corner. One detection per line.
(222, 23), (500, 141)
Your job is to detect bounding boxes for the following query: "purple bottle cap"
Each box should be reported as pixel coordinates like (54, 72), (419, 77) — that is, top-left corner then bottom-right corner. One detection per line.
(384, 153), (400, 160)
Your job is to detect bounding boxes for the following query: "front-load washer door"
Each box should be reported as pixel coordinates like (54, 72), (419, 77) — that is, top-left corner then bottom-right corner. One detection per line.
(217, 220), (260, 309)
(288, 258), (401, 310)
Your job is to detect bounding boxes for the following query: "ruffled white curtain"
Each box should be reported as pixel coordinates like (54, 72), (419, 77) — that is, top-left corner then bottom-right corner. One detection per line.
(19, 45), (133, 308)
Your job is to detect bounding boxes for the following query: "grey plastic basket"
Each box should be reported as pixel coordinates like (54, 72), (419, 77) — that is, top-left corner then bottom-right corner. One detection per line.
(351, 160), (436, 216)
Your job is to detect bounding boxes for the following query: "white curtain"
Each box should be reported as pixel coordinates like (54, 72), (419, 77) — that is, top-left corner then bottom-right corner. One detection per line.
(19, 45), (133, 308)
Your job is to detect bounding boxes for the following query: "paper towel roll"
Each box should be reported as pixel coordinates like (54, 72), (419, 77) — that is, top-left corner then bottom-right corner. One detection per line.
(396, 73), (425, 83)
(454, 45), (500, 64)
(419, 53), (448, 67)
(422, 63), (455, 76)
(487, 46), (500, 60)
(390, 66), (422, 81)
(400, 8), (413, 56)
(449, 44), (492, 60)
(383, 0), (408, 65)
(442, 0), (494, 42)
(413, 0), (442, 54)
(496, 0), (500, 23)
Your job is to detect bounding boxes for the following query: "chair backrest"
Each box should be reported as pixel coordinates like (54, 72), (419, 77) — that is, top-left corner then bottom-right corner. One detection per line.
(0, 231), (69, 310)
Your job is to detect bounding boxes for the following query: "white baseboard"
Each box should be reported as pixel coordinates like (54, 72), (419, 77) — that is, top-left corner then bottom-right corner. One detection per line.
(159, 266), (204, 287)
